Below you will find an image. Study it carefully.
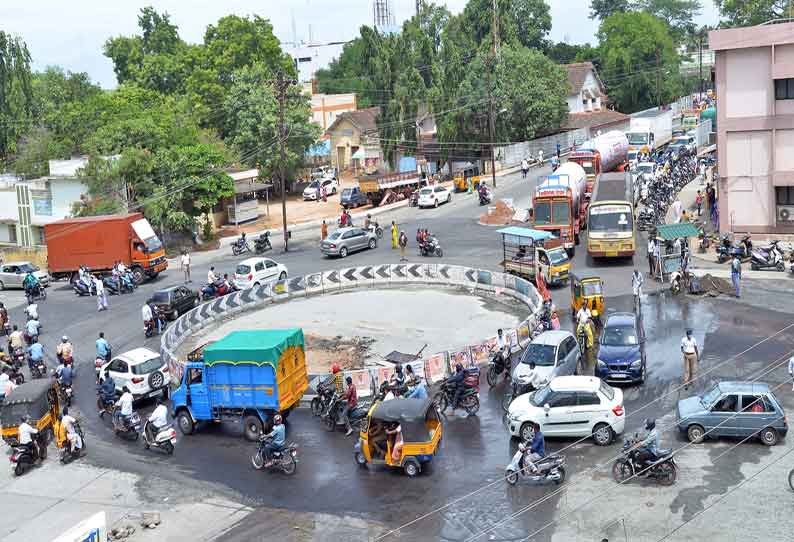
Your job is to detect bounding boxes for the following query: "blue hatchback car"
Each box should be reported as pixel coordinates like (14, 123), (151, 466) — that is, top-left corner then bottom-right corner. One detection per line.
(595, 312), (646, 384)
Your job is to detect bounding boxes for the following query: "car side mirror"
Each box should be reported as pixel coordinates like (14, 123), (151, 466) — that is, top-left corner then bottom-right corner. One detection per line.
(543, 403), (551, 415)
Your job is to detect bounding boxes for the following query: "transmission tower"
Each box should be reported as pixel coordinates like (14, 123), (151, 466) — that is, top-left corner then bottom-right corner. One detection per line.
(373, 0), (395, 31)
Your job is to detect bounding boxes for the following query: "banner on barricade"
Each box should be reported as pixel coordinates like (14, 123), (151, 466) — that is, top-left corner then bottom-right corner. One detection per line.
(425, 353), (447, 382)
(470, 342), (492, 365)
(346, 369), (372, 397)
(506, 328), (518, 348)
(448, 348), (472, 371)
(376, 366), (392, 386)
(405, 360), (425, 379)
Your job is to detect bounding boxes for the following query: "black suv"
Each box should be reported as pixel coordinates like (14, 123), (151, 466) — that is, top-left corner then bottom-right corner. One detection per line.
(148, 285), (199, 320)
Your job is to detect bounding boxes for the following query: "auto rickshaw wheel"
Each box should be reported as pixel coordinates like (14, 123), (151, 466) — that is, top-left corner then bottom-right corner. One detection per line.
(355, 451), (367, 468)
(403, 457), (421, 477)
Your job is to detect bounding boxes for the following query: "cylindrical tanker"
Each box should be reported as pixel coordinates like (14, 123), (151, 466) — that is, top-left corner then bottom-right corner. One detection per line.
(578, 130), (629, 173)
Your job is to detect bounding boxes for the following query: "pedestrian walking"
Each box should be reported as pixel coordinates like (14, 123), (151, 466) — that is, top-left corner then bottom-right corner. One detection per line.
(321, 220), (328, 241)
(631, 269), (643, 309)
(521, 158), (529, 179)
(647, 237), (655, 276)
(710, 194), (718, 226)
(556, 142), (561, 159)
(731, 254), (742, 298)
(788, 355), (794, 391)
(181, 250), (191, 283)
(390, 221), (398, 249)
(695, 190), (703, 217)
(680, 329), (699, 390)
(671, 198), (683, 223)
(316, 184), (321, 202)
(321, 184), (327, 202)
(94, 275), (108, 312)
(398, 231), (408, 262)
(537, 149), (544, 165)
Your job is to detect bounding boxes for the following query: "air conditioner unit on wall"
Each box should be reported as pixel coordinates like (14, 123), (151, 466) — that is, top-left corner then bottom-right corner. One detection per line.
(777, 206), (794, 222)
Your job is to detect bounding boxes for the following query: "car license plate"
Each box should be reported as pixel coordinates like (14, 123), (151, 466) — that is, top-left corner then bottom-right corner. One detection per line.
(606, 250), (618, 257)
(611, 374), (628, 379)
(150, 388), (164, 397)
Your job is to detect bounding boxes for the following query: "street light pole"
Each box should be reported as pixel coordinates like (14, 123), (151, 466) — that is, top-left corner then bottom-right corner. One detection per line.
(273, 72), (296, 252)
(487, 0), (499, 188)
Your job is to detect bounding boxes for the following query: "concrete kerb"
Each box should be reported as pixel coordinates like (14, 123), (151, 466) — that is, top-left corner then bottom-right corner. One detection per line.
(160, 263), (543, 391)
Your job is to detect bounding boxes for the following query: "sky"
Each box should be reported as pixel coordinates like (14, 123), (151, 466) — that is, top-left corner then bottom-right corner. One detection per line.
(2, 0), (720, 89)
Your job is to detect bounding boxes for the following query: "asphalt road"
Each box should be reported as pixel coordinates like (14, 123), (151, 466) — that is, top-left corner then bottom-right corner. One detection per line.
(2, 166), (793, 541)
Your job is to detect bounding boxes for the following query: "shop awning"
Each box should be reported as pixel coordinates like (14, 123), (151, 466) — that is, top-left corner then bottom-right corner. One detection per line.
(655, 222), (699, 240)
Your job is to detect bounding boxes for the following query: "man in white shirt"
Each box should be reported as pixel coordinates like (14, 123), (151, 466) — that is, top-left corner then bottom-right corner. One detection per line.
(18, 415), (40, 456)
(146, 398), (169, 442)
(24, 303), (38, 321)
(115, 386), (134, 426)
(680, 329), (699, 389)
(94, 276), (107, 311)
(181, 251), (191, 283)
(521, 159), (529, 178)
(141, 303), (153, 335)
(495, 328), (508, 357)
(671, 198), (683, 223)
(632, 270), (644, 305)
(207, 266), (217, 284)
(576, 306), (591, 328)
(60, 407), (81, 452)
(788, 355), (794, 392)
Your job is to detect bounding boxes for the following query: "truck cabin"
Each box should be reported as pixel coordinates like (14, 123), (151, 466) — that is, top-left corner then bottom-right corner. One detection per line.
(569, 151), (600, 179)
(534, 196), (572, 229)
(626, 131), (653, 150)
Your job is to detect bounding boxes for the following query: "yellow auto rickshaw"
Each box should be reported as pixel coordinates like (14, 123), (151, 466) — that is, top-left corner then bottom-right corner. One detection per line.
(1, 379), (61, 447)
(453, 165), (481, 193)
(353, 397), (442, 477)
(571, 274), (604, 322)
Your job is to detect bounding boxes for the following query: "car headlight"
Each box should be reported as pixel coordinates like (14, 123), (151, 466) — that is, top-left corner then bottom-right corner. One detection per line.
(630, 359), (642, 369)
(597, 359), (607, 369)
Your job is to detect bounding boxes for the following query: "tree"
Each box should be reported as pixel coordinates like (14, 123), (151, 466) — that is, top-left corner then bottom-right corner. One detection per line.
(715, 0), (793, 27)
(590, 0), (633, 20)
(0, 32), (34, 161)
(460, 0), (552, 50)
(546, 42), (594, 64)
(638, 0), (701, 38)
(597, 11), (681, 113)
(12, 128), (70, 177)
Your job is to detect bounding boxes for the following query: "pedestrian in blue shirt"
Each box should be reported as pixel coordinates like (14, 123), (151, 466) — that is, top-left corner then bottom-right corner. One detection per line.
(96, 332), (111, 361)
(27, 339), (44, 371)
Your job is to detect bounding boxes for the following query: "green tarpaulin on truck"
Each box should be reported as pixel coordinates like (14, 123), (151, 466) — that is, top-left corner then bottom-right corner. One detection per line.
(202, 329), (305, 367)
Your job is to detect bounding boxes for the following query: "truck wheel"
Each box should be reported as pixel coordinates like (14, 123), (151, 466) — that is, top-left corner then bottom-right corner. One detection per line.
(243, 415), (263, 441)
(177, 412), (194, 435)
(131, 266), (144, 285)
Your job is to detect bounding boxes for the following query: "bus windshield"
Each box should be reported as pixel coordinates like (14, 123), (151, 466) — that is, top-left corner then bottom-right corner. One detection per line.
(589, 205), (633, 232)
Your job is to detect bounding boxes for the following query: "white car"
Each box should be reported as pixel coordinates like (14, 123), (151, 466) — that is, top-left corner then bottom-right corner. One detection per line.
(506, 376), (625, 445)
(99, 347), (171, 401)
(512, 330), (580, 387)
(303, 178), (339, 200)
(635, 161), (657, 180)
(234, 257), (287, 289)
(417, 185), (452, 208)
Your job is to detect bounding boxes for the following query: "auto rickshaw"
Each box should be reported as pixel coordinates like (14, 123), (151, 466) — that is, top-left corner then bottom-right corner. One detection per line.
(353, 397), (441, 477)
(570, 274), (604, 322)
(1, 379), (61, 447)
(498, 227), (571, 286)
(453, 165), (481, 193)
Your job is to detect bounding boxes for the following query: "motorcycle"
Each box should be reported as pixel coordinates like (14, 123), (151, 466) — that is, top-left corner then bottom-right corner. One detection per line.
(486, 349), (511, 387)
(479, 188), (492, 206)
(25, 284), (46, 304)
(60, 422), (85, 464)
(311, 378), (337, 416)
(201, 281), (233, 301)
(72, 279), (96, 296)
(611, 434), (677, 486)
(111, 408), (142, 440)
(119, 272), (137, 293)
(142, 421), (177, 455)
(103, 276), (122, 296)
(30, 359), (47, 380)
(97, 388), (116, 419)
(10, 432), (47, 476)
(321, 394), (370, 433)
(419, 236), (443, 258)
(750, 240), (785, 271)
(144, 309), (167, 338)
(432, 367), (480, 415)
(254, 232), (272, 253)
(367, 222), (384, 239)
(231, 236), (251, 256)
(59, 382), (74, 407)
(251, 436), (298, 475)
(505, 444), (566, 486)
(12, 347), (26, 369)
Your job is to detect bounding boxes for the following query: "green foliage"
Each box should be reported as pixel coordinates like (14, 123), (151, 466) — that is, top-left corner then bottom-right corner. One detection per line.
(12, 128), (70, 177)
(715, 0), (792, 27)
(546, 42), (594, 64)
(597, 11), (682, 113)
(460, 0), (552, 49)
(0, 32), (34, 161)
(590, 0), (633, 20)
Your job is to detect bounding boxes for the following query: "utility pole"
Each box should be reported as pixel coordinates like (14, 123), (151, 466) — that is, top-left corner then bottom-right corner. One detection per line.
(698, 32), (704, 99)
(416, 0), (422, 16)
(273, 71), (296, 252)
(655, 46), (662, 107)
(487, 0), (499, 188)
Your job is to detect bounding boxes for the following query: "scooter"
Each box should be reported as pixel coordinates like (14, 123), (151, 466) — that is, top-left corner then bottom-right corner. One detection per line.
(111, 408), (141, 440)
(142, 420), (177, 455)
(254, 232), (272, 253)
(72, 279), (96, 296)
(10, 433), (47, 476)
(321, 394), (370, 433)
(486, 348), (511, 387)
(419, 237), (443, 258)
(25, 284), (46, 304)
(367, 222), (384, 239)
(478, 188), (492, 206)
(103, 277), (121, 296)
(505, 443), (566, 486)
(750, 240), (785, 271)
(60, 422), (85, 464)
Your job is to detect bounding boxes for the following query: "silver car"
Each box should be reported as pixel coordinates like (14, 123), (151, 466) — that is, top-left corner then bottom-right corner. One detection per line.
(0, 261), (50, 290)
(321, 227), (377, 258)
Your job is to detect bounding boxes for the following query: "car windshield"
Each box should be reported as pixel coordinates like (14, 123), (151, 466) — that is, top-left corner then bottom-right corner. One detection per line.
(342, 188), (353, 196)
(150, 291), (170, 303)
(638, 165), (654, 174)
(582, 282), (602, 296)
(588, 207), (633, 233)
(627, 133), (649, 145)
(307, 181), (319, 189)
(701, 385), (722, 407)
(530, 385), (553, 406)
(143, 236), (162, 253)
(420, 188), (433, 195)
(132, 356), (164, 375)
(18, 263), (37, 273)
(236, 264), (251, 274)
(521, 343), (556, 367)
(602, 325), (638, 346)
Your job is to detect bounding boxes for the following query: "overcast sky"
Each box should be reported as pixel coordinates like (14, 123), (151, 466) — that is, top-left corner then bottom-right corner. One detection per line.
(3, 0), (719, 89)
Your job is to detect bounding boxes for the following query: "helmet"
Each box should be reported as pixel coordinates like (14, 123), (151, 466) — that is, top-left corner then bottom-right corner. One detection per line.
(645, 418), (656, 431)
(273, 414), (283, 424)
(455, 363), (463, 372)
(331, 363), (341, 374)
(61, 336), (68, 342)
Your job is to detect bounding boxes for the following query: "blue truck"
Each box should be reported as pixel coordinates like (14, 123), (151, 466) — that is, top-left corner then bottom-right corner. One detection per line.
(171, 329), (309, 441)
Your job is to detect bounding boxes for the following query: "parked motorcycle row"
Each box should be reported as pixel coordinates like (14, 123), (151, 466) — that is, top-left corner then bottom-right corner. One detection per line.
(231, 232), (272, 256)
(635, 148), (700, 232)
(715, 233), (791, 272)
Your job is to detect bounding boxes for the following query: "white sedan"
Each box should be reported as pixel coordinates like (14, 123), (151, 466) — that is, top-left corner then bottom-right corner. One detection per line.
(303, 178), (339, 200)
(417, 185), (452, 208)
(234, 257), (288, 289)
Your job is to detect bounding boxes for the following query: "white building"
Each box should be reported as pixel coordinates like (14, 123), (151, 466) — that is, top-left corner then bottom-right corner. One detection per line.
(0, 158), (90, 247)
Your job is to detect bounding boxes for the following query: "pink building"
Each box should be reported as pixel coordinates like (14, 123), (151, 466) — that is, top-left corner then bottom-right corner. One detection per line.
(710, 21), (794, 233)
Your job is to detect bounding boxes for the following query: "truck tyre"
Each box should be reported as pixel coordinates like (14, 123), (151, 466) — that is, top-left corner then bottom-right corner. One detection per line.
(131, 266), (145, 285)
(243, 415), (263, 441)
(177, 411), (195, 435)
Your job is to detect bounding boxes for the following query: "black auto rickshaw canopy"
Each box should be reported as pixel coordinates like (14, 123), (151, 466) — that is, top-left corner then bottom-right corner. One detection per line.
(370, 398), (437, 443)
(0, 379), (57, 428)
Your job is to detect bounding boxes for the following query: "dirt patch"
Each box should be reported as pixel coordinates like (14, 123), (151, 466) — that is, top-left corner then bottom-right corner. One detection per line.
(479, 200), (515, 226)
(304, 333), (375, 373)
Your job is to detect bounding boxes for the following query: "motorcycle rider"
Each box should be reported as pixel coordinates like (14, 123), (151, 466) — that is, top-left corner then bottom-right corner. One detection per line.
(575, 305), (593, 350)
(24, 316), (41, 344)
(404, 364), (420, 387)
(494, 328), (509, 365)
(524, 422), (546, 473)
(364, 214), (372, 231)
(524, 360), (546, 390)
(56, 336), (74, 366)
(98, 374), (116, 411)
(22, 270), (39, 299)
(59, 407), (81, 455)
(95, 332), (111, 362)
(636, 418), (660, 471)
(24, 302), (38, 321)
(55, 358), (73, 389)
(263, 414), (286, 467)
(26, 337), (44, 373)
(18, 415), (40, 458)
(340, 376), (358, 436)
(142, 302), (154, 335)
(446, 363), (466, 413)
(390, 363), (405, 389)
(114, 386), (134, 428)
(146, 397), (169, 442)
(0, 302), (8, 336)
(207, 266), (218, 285)
(8, 324), (23, 352)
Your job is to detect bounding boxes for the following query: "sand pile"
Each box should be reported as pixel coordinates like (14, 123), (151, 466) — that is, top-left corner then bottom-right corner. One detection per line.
(304, 333), (375, 373)
(479, 200), (515, 225)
